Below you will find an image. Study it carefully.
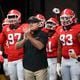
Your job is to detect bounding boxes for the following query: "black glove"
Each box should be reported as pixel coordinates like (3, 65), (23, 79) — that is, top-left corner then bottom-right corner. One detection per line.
(77, 56), (80, 62)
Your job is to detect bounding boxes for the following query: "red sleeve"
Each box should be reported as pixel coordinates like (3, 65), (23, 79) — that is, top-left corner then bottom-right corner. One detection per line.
(0, 32), (5, 45)
(0, 26), (7, 45)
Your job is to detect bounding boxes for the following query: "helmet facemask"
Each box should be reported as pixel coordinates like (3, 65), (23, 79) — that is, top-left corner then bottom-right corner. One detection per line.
(45, 21), (57, 30)
(60, 8), (76, 27)
(60, 15), (75, 26)
(7, 14), (19, 25)
(7, 9), (21, 26)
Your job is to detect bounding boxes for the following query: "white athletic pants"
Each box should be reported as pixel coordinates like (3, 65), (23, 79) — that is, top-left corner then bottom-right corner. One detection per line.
(8, 59), (24, 80)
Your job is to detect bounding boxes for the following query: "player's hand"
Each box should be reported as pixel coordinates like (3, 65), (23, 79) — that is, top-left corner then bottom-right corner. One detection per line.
(56, 63), (61, 77)
(69, 49), (77, 59)
(69, 53), (77, 59)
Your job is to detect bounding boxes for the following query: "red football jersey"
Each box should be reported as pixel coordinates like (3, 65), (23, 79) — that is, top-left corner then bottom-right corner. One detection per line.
(46, 33), (58, 58)
(56, 24), (80, 58)
(1, 23), (29, 61)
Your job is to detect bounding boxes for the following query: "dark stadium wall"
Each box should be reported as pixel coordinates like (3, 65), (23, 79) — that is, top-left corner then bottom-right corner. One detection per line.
(77, 0), (80, 22)
(25, 0), (45, 21)
(0, 0), (25, 23)
(0, 0), (79, 23)
(25, 0), (79, 22)
(44, 0), (78, 19)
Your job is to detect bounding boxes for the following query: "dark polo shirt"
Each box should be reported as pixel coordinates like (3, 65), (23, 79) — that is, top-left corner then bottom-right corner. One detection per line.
(23, 30), (48, 71)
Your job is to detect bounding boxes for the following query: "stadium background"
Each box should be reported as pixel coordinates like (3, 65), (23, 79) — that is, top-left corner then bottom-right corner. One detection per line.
(0, 0), (79, 22)
(0, 0), (79, 80)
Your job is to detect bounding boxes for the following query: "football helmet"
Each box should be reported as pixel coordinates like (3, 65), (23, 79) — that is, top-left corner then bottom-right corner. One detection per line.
(35, 14), (46, 27)
(60, 8), (76, 26)
(7, 9), (21, 25)
(2, 18), (9, 27)
(45, 17), (59, 30)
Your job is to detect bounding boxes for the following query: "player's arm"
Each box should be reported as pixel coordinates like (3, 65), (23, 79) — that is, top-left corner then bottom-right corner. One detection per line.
(0, 32), (6, 63)
(56, 38), (62, 76)
(0, 33), (4, 63)
(57, 39), (62, 63)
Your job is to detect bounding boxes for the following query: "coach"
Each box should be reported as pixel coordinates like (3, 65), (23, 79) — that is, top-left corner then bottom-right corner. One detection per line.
(15, 17), (48, 80)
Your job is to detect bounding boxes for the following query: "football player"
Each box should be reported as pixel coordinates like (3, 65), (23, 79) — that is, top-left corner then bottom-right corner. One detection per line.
(45, 17), (59, 80)
(56, 8), (80, 80)
(0, 9), (29, 80)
